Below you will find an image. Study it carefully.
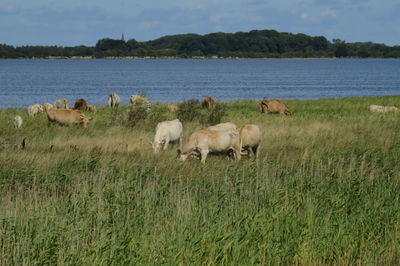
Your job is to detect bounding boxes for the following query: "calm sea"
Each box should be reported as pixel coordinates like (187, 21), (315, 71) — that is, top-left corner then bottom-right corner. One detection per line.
(0, 59), (399, 108)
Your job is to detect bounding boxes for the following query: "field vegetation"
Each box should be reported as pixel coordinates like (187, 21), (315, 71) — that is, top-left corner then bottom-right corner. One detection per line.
(1, 96), (400, 264)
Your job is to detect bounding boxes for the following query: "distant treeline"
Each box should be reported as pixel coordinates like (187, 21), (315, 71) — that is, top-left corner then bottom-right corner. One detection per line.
(1, 29), (400, 59)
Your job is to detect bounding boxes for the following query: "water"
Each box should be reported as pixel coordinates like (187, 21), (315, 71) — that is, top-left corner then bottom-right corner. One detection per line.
(0, 59), (399, 108)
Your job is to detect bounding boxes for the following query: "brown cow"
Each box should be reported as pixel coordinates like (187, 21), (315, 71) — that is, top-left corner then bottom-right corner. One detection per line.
(45, 107), (92, 128)
(74, 98), (88, 110)
(260, 99), (293, 115)
(202, 97), (216, 109)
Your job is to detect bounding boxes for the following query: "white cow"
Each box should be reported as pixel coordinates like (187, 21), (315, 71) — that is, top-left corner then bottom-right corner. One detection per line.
(151, 119), (183, 153)
(239, 124), (261, 157)
(54, 99), (69, 109)
(27, 104), (44, 116)
(178, 129), (241, 163)
(207, 122), (238, 131)
(369, 105), (400, 113)
(13, 115), (23, 129)
(108, 93), (120, 107)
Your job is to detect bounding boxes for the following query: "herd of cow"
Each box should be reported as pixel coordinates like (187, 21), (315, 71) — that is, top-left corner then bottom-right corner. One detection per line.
(10, 94), (399, 162)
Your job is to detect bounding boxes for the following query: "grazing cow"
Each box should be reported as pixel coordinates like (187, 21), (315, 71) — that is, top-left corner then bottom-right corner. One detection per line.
(13, 115), (23, 129)
(74, 98), (88, 110)
(151, 119), (183, 153)
(27, 104), (44, 117)
(130, 95), (149, 105)
(369, 105), (400, 113)
(43, 103), (54, 111)
(54, 99), (69, 109)
(260, 99), (294, 115)
(87, 105), (97, 112)
(178, 129), (241, 163)
(108, 93), (120, 107)
(202, 97), (216, 109)
(44, 107), (92, 128)
(167, 104), (178, 112)
(239, 124), (261, 157)
(207, 122), (237, 131)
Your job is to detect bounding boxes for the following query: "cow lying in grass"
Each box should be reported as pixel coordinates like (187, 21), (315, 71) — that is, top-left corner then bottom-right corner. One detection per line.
(178, 129), (241, 163)
(45, 106), (92, 128)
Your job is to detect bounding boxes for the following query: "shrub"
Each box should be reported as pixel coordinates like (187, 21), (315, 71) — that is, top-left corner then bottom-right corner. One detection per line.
(177, 99), (202, 122)
(200, 103), (226, 126)
(126, 105), (148, 127)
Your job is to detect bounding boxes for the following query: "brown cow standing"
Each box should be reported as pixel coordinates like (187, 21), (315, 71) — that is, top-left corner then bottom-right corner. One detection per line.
(202, 97), (216, 109)
(74, 98), (88, 110)
(260, 99), (294, 115)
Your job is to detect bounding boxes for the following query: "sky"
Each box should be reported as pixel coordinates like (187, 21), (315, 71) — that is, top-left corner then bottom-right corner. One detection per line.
(1, 0), (399, 47)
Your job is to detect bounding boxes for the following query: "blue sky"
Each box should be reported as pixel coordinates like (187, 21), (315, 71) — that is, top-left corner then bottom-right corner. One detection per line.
(1, 0), (399, 46)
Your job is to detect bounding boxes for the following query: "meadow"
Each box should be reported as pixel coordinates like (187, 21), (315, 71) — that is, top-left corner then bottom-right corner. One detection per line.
(1, 96), (400, 265)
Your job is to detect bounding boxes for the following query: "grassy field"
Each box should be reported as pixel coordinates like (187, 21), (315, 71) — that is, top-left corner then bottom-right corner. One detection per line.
(1, 96), (400, 265)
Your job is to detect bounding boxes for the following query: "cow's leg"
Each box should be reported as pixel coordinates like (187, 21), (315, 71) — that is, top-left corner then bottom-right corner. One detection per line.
(200, 149), (209, 163)
(252, 145), (259, 158)
(179, 136), (182, 149)
(163, 137), (169, 150)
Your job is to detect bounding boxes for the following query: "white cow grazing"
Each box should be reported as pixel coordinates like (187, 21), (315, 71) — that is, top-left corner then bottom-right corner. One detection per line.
(13, 115), (23, 129)
(207, 122), (238, 131)
(27, 104), (44, 116)
(152, 119), (183, 153)
(369, 105), (400, 113)
(240, 124), (261, 157)
(108, 93), (120, 107)
(178, 129), (241, 163)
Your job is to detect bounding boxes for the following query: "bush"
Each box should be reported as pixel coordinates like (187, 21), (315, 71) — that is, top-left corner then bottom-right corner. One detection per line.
(200, 103), (226, 126)
(177, 99), (202, 122)
(126, 105), (148, 127)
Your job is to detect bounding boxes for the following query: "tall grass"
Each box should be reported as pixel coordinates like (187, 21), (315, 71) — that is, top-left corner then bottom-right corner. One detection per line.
(1, 96), (400, 264)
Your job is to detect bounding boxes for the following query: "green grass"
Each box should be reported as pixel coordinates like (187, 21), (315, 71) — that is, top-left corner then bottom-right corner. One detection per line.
(1, 96), (400, 265)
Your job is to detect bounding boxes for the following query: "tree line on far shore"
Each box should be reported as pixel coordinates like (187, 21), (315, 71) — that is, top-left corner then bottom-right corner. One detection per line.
(1, 29), (400, 59)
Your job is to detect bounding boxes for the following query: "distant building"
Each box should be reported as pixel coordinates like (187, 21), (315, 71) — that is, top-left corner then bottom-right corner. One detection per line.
(121, 33), (125, 42)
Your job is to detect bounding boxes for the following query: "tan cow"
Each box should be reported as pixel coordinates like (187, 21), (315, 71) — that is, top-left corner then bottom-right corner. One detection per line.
(45, 107), (92, 128)
(167, 104), (178, 112)
(130, 95), (149, 105)
(178, 129), (241, 163)
(239, 124), (261, 157)
(54, 99), (69, 109)
(260, 99), (294, 115)
(87, 105), (97, 112)
(27, 104), (44, 116)
(207, 122), (237, 131)
(369, 105), (400, 113)
(202, 97), (216, 109)
(43, 103), (54, 110)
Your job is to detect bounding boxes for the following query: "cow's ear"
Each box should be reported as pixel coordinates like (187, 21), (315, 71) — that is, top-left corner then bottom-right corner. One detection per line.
(177, 149), (181, 155)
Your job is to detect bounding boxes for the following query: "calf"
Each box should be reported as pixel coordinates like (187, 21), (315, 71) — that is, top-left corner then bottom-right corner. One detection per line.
(13, 115), (23, 129)
(178, 129), (241, 163)
(151, 119), (183, 153)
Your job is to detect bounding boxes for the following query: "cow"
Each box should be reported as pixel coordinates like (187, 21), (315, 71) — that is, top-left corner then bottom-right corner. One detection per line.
(27, 104), (44, 117)
(108, 93), (120, 107)
(239, 124), (261, 157)
(44, 106), (92, 128)
(167, 104), (178, 112)
(151, 119), (183, 153)
(202, 97), (216, 109)
(74, 98), (88, 110)
(177, 129), (241, 163)
(369, 105), (400, 113)
(130, 95), (149, 105)
(207, 122), (237, 131)
(260, 99), (294, 115)
(13, 115), (23, 129)
(87, 104), (97, 112)
(43, 103), (54, 111)
(54, 99), (69, 109)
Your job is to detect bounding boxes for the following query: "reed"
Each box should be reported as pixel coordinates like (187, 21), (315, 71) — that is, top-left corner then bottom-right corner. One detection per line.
(1, 96), (400, 265)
